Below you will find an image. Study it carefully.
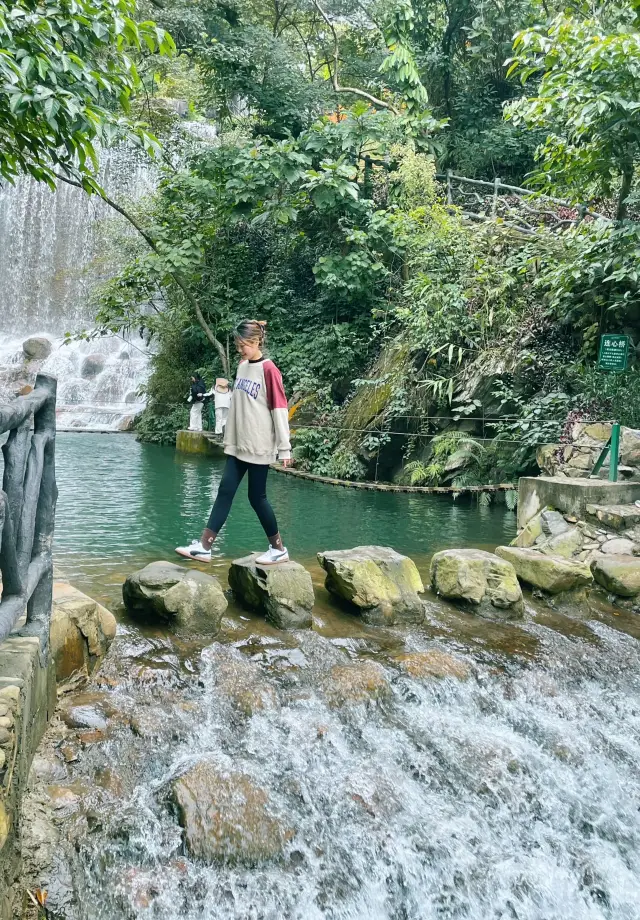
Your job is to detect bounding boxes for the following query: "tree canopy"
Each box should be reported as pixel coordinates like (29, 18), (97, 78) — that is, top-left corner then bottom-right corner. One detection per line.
(8, 0), (640, 486)
(0, 0), (174, 190)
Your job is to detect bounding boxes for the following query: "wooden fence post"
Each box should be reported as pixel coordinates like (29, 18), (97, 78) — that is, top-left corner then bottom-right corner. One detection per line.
(492, 177), (501, 217)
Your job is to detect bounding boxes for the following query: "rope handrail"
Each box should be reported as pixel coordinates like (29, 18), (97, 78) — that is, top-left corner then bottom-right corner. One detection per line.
(291, 423), (611, 446)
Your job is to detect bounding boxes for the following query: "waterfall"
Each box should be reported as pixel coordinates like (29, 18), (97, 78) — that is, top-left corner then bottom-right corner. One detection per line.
(0, 145), (154, 430)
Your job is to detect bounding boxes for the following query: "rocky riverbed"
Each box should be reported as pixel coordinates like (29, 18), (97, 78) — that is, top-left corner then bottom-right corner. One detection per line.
(16, 553), (640, 920)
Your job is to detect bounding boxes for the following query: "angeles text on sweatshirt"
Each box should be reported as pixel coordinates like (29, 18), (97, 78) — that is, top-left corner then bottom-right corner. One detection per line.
(223, 358), (291, 464)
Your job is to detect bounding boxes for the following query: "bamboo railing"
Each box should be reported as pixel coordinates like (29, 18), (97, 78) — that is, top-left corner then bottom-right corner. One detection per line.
(438, 171), (611, 234)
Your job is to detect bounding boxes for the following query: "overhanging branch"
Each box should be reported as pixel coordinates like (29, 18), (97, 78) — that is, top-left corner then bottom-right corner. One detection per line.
(312, 0), (400, 116)
(54, 171), (229, 375)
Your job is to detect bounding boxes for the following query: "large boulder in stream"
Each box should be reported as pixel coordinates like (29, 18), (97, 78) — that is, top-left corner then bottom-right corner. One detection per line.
(123, 561), (227, 630)
(228, 555), (314, 629)
(590, 553), (640, 597)
(495, 546), (593, 595)
(429, 549), (524, 619)
(317, 546), (424, 626)
(170, 760), (293, 864)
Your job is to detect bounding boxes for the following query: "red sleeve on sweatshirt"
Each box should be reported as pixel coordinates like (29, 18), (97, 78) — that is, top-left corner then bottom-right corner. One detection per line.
(263, 361), (288, 410)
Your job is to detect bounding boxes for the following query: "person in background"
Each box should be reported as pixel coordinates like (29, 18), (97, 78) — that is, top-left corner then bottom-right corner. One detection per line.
(187, 374), (206, 431)
(213, 377), (231, 435)
(176, 319), (292, 565)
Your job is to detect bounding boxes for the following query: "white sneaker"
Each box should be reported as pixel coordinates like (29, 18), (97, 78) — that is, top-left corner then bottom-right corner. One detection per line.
(255, 545), (289, 565)
(175, 540), (212, 562)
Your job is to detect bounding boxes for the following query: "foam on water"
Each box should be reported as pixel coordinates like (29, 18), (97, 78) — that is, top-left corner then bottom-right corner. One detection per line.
(0, 334), (149, 430)
(46, 612), (640, 920)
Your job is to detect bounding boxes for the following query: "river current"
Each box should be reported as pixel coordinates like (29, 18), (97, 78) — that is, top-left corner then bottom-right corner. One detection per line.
(23, 434), (640, 920)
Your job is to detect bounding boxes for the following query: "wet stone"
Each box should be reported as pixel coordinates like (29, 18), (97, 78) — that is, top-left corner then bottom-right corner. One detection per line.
(60, 705), (108, 732)
(396, 650), (472, 681)
(170, 760), (293, 864)
(322, 659), (391, 707)
(202, 646), (278, 716)
(229, 555), (314, 629)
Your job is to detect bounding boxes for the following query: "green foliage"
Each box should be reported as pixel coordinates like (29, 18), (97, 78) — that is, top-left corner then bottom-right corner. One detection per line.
(530, 221), (640, 358)
(404, 429), (520, 488)
(379, 0), (428, 113)
(506, 8), (640, 216)
(0, 0), (174, 189)
(135, 404), (190, 444)
(291, 427), (340, 474)
(571, 365), (640, 429)
(491, 384), (574, 474)
(83, 0), (640, 491)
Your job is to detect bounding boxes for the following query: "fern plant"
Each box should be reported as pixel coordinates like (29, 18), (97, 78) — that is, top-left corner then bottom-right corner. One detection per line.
(406, 431), (488, 486)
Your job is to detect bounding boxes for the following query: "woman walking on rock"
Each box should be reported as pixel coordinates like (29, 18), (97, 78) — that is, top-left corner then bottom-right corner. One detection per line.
(176, 320), (292, 564)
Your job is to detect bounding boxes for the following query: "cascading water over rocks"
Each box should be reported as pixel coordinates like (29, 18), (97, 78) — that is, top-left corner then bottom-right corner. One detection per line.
(0, 145), (153, 430)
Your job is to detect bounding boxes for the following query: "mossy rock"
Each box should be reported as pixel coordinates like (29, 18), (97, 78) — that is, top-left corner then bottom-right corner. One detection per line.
(123, 561), (227, 630)
(228, 555), (314, 629)
(430, 548), (524, 619)
(495, 546), (593, 595)
(317, 545), (424, 626)
(590, 553), (640, 597)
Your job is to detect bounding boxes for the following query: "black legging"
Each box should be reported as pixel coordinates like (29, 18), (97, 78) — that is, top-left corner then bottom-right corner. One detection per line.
(207, 456), (278, 537)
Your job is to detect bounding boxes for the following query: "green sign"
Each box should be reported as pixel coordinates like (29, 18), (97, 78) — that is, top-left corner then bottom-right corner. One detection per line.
(598, 333), (630, 372)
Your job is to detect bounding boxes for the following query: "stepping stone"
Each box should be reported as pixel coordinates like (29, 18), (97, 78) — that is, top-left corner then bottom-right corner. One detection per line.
(229, 555), (314, 629)
(317, 546), (424, 626)
(495, 546), (592, 595)
(123, 561), (227, 630)
(429, 548), (523, 619)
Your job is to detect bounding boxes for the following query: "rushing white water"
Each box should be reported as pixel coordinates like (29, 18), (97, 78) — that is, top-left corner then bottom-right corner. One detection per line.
(0, 334), (148, 430)
(31, 598), (640, 920)
(0, 145), (154, 427)
(0, 146), (154, 335)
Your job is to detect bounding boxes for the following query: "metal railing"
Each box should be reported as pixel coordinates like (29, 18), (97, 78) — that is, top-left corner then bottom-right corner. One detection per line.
(437, 172), (611, 234)
(0, 374), (57, 651)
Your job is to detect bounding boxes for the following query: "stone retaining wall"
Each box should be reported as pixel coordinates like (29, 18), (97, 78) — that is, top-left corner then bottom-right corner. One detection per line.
(518, 476), (640, 529)
(175, 430), (225, 456)
(0, 582), (116, 917)
(537, 422), (640, 480)
(0, 636), (55, 920)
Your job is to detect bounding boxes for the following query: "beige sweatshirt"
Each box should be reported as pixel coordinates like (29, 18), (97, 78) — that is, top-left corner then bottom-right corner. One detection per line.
(223, 358), (291, 464)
